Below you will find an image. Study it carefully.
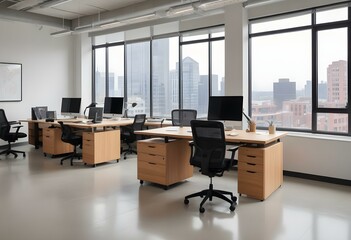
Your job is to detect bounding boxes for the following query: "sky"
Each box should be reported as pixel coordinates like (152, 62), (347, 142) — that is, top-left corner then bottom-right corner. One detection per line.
(251, 6), (348, 92)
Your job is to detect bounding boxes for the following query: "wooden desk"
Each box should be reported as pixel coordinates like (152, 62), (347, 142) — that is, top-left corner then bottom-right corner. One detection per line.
(135, 126), (287, 200)
(23, 118), (134, 166)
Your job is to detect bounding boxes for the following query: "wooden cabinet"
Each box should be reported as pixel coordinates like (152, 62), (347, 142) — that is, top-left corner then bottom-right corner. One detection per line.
(137, 138), (193, 188)
(238, 142), (283, 200)
(42, 127), (74, 156)
(82, 129), (120, 166)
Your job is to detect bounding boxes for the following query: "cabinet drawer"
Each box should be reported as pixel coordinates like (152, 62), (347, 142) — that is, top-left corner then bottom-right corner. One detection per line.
(238, 148), (264, 165)
(238, 170), (264, 198)
(238, 161), (263, 173)
(84, 132), (95, 141)
(83, 141), (94, 155)
(138, 141), (166, 155)
(138, 161), (166, 179)
(138, 152), (165, 165)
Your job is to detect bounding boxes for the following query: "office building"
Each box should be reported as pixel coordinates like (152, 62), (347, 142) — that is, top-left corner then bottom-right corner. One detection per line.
(1, 0), (350, 239)
(273, 78), (296, 109)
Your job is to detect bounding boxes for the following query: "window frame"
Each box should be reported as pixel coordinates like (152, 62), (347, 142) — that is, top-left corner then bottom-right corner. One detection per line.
(249, 2), (351, 136)
(92, 25), (225, 118)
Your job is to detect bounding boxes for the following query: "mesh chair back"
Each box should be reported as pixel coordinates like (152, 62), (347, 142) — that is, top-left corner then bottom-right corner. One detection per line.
(58, 121), (74, 142)
(132, 114), (146, 131)
(172, 109), (197, 127)
(0, 109), (10, 140)
(190, 120), (226, 175)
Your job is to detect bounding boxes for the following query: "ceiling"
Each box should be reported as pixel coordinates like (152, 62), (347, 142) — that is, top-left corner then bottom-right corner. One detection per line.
(0, 0), (277, 35)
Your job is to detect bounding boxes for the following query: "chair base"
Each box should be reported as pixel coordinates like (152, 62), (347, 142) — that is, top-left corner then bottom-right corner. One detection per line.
(0, 143), (26, 158)
(121, 144), (137, 159)
(184, 181), (237, 213)
(60, 152), (82, 166)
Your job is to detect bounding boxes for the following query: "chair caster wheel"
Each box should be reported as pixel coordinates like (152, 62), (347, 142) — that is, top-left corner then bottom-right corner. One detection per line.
(230, 205), (235, 212)
(184, 199), (189, 205)
(231, 196), (237, 202)
(199, 207), (205, 213)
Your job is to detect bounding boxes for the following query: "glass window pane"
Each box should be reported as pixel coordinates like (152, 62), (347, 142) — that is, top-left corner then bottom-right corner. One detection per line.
(152, 37), (179, 118)
(108, 45), (124, 97)
(182, 43), (209, 118)
(211, 40), (225, 96)
(126, 41), (151, 117)
(182, 42), (209, 118)
(182, 34), (208, 42)
(251, 30), (311, 129)
(317, 113), (348, 133)
(94, 48), (106, 104)
(317, 28), (348, 108)
(316, 6), (348, 24)
(251, 13), (311, 34)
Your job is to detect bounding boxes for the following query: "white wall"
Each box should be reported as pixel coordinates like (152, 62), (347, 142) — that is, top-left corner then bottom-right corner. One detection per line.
(0, 20), (75, 144)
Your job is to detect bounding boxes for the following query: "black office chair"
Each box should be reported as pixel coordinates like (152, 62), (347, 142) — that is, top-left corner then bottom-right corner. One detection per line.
(121, 114), (146, 159)
(184, 120), (238, 213)
(0, 109), (27, 158)
(171, 109), (197, 127)
(58, 121), (82, 166)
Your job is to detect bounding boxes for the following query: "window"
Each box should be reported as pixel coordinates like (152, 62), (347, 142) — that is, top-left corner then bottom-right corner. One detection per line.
(92, 26), (224, 118)
(107, 45), (124, 97)
(251, 30), (311, 129)
(152, 37), (179, 118)
(250, 4), (350, 135)
(181, 42), (209, 118)
(126, 41), (150, 117)
(94, 48), (106, 104)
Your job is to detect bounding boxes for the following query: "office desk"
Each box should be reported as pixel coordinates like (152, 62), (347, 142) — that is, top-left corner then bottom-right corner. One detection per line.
(23, 118), (133, 166)
(135, 126), (287, 200)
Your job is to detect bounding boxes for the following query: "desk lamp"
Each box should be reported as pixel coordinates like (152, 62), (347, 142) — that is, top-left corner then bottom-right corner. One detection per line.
(123, 102), (137, 118)
(83, 102), (97, 117)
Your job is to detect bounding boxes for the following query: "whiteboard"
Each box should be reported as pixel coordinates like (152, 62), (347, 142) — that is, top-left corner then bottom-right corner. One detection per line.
(0, 63), (22, 102)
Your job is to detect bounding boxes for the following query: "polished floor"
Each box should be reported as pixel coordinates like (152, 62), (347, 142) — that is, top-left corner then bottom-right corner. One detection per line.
(0, 145), (351, 240)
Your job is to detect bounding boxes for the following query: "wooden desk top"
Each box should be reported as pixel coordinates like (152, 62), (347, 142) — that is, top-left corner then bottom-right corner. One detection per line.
(21, 118), (134, 129)
(135, 126), (287, 145)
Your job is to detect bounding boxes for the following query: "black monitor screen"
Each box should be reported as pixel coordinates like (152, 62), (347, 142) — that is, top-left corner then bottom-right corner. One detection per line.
(104, 97), (124, 115)
(208, 96), (243, 121)
(61, 98), (81, 115)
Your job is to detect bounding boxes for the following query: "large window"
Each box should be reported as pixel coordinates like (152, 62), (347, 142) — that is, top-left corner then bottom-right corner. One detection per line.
(126, 41), (151, 116)
(93, 26), (225, 118)
(250, 4), (350, 135)
(152, 37), (179, 118)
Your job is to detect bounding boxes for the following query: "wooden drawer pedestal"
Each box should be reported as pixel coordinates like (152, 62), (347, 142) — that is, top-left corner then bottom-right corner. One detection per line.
(82, 130), (120, 166)
(42, 127), (73, 156)
(238, 142), (283, 200)
(137, 138), (193, 188)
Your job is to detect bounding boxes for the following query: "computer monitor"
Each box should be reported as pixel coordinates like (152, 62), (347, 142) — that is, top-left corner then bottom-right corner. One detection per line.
(103, 97), (124, 118)
(207, 96), (243, 121)
(31, 106), (48, 120)
(88, 107), (103, 123)
(61, 98), (81, 117)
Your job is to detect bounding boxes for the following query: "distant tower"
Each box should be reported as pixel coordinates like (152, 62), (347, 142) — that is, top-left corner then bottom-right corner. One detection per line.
(327, 60), (347, 105)
(273, 78), (296, 109)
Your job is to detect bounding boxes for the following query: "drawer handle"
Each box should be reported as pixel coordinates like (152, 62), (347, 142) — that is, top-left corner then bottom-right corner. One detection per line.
(148, 146), (156, 148)
(148, 162), (156, 165)
(247, 163), (256, 166)
(148, 154), (156, 156)
(247, 155), (256, 158)
(247, 170), (256, 174)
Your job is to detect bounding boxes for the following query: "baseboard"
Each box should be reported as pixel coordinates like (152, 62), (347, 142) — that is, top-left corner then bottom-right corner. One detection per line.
(283, 170), (351, 186)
